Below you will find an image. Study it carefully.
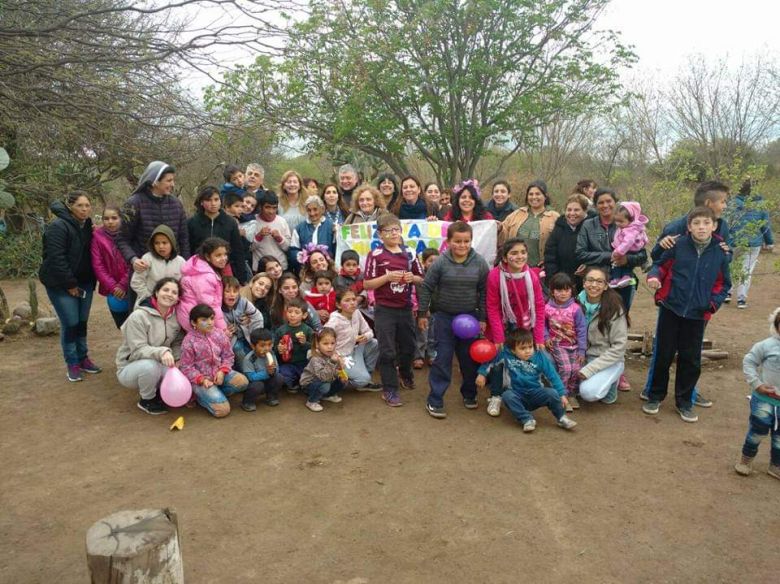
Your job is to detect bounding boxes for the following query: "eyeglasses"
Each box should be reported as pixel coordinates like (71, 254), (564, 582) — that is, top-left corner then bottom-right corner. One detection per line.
(584, 277), (607, 285)
(381, 227), (402, 234)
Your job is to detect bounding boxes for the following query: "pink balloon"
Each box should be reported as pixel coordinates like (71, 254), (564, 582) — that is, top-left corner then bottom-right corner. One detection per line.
(160, 367), (192, 408)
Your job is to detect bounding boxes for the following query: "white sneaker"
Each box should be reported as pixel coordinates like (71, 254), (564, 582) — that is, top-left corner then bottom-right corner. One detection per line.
(486, 395), (502, 417)
(557, 415), (578, 430)
(322, 394), (343, 403)
(523, 419), (536, 432)
(305, 401), (324, 412)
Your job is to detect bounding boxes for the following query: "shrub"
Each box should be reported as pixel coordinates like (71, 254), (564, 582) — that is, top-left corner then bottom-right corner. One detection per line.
(0, 231), (42, 278)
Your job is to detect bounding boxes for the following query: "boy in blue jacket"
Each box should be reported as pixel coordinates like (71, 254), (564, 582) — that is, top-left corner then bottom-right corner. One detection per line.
(643, 207), (731, 423)
(475, 328), (577, 433)
(241, 328), (283, 410)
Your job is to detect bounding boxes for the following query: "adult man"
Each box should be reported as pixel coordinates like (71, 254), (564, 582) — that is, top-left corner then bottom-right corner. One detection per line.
(338, 164), (360, 208)
(245, 163), (267, 197)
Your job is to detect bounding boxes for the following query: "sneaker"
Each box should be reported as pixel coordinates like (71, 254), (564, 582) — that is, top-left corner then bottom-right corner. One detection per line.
(768, 464), (780, 480)
(79, 358), (102, 374)
(568, 395), (580, 410)
(640, 390), (649, 401)
(486, 395), (502, 417)
(241, 401), (257, 412)
(565, 400), (574, 413)
(734, 455), (753, 476)
(382, 391), (403, 407)
(723, 292), (731, 304)
(693, 393), (713, 408)
(557, 415), (578, 430)
(67, 365), (83, 382)
(463, 397), (478, 409)
(286, 385), (300, 394)
(676, 406), (699, 423)
(355, 382), (383, 392)
(737, 300), (747, 309)
(413, 359), (424, 369)
(642, 400), (661, 415)
(426, 402), (446, 418)
(266, 398), (280, 407)
(305, 401), (324, 412)
(617, 373), (631, 391)
(137, 397), (167, 415)
(399, 376), (416, 391)
(322, 394), (343, 403)
(601, 382), (618, 404)
(523, 419), (536, 432)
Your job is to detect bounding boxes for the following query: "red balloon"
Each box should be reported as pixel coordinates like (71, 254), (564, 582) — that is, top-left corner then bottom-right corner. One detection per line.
(469, 339), (497, 364)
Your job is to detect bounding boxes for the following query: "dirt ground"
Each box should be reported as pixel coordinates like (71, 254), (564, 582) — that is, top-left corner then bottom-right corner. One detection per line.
(1, 265), (778, 583)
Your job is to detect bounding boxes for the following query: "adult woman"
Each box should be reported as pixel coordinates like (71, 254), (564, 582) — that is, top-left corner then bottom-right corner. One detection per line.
(424, 182), (442, 208)
(39, 191), (99, 382)
(544, 194), (590, 289)
(115, 277), (183, 415)
(344, 185), (390, 225)
(303, 177), (320, 197)
(486, 181), (518, 222)
(278, 170), (307, 232)
(392, 176), (438, 220)
(442, 179), (494, 222)
(575, 188), (647, 313)
(577, 266), (629, 405)
(574, 179), (598, 208)
(500, 180), (560, 268)
(187, 186), (247, 283)
(241, 272), (274, 329)
(320, 183), (348, 226)
(376, 172), (400, 211)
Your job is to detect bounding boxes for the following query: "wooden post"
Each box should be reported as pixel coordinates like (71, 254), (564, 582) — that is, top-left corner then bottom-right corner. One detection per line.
(86, 508), (183, 584)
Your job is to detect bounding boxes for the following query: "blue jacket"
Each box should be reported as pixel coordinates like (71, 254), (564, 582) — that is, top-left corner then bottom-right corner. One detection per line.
(290, 218), (336, 258)
(649, 234), (731, 321)
(242, 350), (279, 383)
(220, 182), (247, 199)
(651, 214), (732, 261)
(478, 347), (566, 397)
(726, 194), (774, 248)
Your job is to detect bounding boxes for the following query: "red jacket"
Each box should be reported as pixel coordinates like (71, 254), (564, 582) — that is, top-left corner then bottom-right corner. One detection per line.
(90, 227), (130, 296)
(304, 289), (337, 313)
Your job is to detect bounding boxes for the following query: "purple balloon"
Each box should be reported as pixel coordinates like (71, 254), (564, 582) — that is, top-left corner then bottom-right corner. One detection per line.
(452, 314), (480, 340)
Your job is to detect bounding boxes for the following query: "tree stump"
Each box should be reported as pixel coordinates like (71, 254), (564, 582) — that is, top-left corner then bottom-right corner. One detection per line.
(86, 508), (183, 584)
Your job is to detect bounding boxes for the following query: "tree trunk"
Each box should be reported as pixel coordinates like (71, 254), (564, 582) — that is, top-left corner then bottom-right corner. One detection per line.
(86, 508), (183, 584)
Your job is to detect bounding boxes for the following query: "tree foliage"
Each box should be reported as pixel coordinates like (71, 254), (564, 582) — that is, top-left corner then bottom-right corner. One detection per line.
(209, 0), (634, 185)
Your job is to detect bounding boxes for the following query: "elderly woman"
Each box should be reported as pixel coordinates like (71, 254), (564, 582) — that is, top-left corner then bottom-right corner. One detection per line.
(344, 185), (390, 225)
(290, 195), (336, 259)
(116, 277), (183, 415)
(500, 180), (560, 268)
(544, 193), (591, 289)
(39, 191), (99, 382)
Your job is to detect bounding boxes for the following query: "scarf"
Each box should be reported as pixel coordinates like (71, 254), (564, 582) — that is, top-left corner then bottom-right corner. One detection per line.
(399, 197), (427, 220)
(325, 208), (343, 225)
(499, 263), (535, 329)
(357, 208), (379, 222)
(577, 289), (600, 324)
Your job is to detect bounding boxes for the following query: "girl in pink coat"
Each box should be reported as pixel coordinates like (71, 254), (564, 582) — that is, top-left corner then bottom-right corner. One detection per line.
(485, 237), (546, 349)
(90, 205), (130, 328)
(177, 237), (230, 333)
(610, 201), (648, 288)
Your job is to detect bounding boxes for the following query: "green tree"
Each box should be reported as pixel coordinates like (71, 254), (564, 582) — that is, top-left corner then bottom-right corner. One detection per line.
(208, 0), (634, 186)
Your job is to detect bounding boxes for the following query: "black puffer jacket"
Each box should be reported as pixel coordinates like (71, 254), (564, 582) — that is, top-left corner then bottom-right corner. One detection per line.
(545, 215), (585, 285)
(187, 210), (248, 283)
(39, 201), (95, 289)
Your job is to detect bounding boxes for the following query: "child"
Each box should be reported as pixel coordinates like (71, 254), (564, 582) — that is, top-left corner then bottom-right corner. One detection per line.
(222, 276), (264, 368)
(476, 328), (577, 432)
(177, 237), (230, 332)
(364, 213), (425, 407)
(334, 249), (365, 294)
(414, 248), (440, 368)
(735, 307), (780, 479)
(290, 195), (336, 260)
(261, 255), (284, 283)
(299, 327), (349, 411)
(224, 192), (253, 277)
(241, 193), (258, 224)
(130, 225), (185, 307)
(274, 297), (315, 392)
(242, 328), (284, 410)
(270, 273), (323, 331)
(241, 272), (274, 330)
(544, 273), (587, 411)
(417, 221), (489, 419)
(91, 204), (130, 328)
(180, 304), (249, 418)
(245, 192), (291, 272)
(220, 164), (246, 199)
(304, 270), (337, 324)
(610, 201), (649, 288)
(643, 207), (731, 423)
(328, 287), (380, 390)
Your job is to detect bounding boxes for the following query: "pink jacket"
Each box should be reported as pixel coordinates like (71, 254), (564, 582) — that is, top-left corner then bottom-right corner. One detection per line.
(90, 227), (129, 296)
(612, 201), (649, 255)
(179, 329), (234, 385)
(485, 264), (545, 345)
(176, 255), (226, 332)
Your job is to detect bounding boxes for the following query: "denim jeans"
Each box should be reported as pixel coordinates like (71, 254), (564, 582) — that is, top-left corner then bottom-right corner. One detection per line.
(232, 338), (252, 372)
(304, 378), (345, 403)
(344, 339), (379, 387)
(502, 386), (565, 424)
(46, 285), (94, 366)
(742, 398), (780, 466)
(245, 374), (283, 405)
(278, 362), (306, 388)
(426, 312), (479, 408)
(193, 370), (249, 416)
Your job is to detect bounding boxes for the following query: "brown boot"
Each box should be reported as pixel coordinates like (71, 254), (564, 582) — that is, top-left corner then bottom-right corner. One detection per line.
(734, 455), (754, 476)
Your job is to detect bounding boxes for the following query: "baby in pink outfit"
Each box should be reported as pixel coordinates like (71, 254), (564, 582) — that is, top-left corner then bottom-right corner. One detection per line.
(610, 201), (648, 288)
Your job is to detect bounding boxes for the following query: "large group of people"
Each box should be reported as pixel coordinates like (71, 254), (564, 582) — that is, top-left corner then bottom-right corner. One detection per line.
(37, 161), (778, 478)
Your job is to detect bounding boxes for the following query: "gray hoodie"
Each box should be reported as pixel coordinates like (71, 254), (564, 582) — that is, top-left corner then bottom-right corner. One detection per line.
(116, 298), (183, 371)
(743, 307), (780, 407)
